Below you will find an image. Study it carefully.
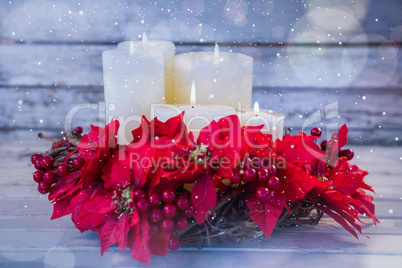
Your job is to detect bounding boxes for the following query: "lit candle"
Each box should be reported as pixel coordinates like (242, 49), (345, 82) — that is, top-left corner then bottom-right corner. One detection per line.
(152, 81), (236, 140)
(102, 41), (165, 144)
(174, 44), (253, 109)
(118, 33), (176, 103)
(239, 102), (285, 141)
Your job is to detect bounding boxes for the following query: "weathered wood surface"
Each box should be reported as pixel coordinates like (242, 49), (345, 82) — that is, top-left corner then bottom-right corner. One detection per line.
(1, 43), (401, 88)
(1, 86), (401, 144)
(0, 142), (401, 267)
(1, 0), (402, 44)
(1, 43), (401, 145)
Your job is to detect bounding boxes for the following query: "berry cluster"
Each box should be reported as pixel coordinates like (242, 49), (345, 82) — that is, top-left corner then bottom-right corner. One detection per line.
(117, 188), (195, 251)
(31, 127), (85, 194)
(232, 155), (281, 204)
(149, 189), (194, 250)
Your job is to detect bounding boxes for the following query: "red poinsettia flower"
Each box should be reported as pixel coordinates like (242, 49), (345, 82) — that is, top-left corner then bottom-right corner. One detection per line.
(275, 131), (323, 166)
(131, 113), (191, 148)
(241, 127), (333, 238)
(295, 124), (379, 238)
(78, 120), (120, 185)
(197, 115), (242, 178)
(307, 157), (378, 238)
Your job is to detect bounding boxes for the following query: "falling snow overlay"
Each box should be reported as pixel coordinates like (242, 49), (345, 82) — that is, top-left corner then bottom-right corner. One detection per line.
(0, 0), (402, 266)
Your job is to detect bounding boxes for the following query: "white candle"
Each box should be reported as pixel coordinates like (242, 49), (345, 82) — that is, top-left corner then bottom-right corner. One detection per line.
(118, 33), (176, 103)
(152, 81), (236, 140)
(174, 44), (253, 109)
(239, 102), (285, 141)
(102, 41), (165, 144)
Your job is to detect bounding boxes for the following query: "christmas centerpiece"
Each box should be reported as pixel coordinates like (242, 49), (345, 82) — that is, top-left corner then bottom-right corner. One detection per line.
(31, 115), (378, 264)
(30, 34), (378, 264)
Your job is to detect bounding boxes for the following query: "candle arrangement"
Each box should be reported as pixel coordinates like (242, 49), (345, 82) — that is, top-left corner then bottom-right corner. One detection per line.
(29, 35), (377, 265)
(103, 35), (267, 144)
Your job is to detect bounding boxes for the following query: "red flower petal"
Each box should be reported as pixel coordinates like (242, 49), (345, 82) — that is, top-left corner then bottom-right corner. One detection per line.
(128, 217), (151, 264)
(149, 231), (170, 257)
(278, 161), (331, 201)
(51, 193), (78, 220)
(99, 212), (130, 255)
(246, 194), (286, 238)
(48, 171), (81, 202)
(102, 151), (131, 191)
(338, 124), (348, 148)
(191, 174), (217, 224)
(352, 189), (379, 225)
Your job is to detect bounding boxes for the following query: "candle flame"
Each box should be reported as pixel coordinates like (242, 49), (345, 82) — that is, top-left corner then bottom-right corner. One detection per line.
(190, 81), (196, 106)
(213, 43), (219, 64)
(254, 102), (259, 114)
(142, 32), (148, 46)
(129, 41), (135, 55)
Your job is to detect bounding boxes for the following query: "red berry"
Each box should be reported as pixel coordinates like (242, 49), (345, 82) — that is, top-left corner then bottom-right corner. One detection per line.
(250, 157), (261, 169)
(31, 153), (43, 164)
(160, 219), (175, 232)
(163, 203), (178, 218)
(148, 193), (161, 207)
(149, 224), (160, 234)
(261, 158), (271, 168)
(340, 149), (354, 160)
(327, 139), (337, 149)
(256, 187), (271, 203)
(257, 168), (269, 183)
(244, 168), (257, 182)
(43, 170), (57, 184)
(168, 237), (181, 251)
(72, 157), (85, 170)
(331, 132), (339, 140)
(249, 152), (258, 158)
(176, 216), (189, 230)
(162, 189), (176, 203)
(320, 140), (328, 151)
(133, 189), (146, 200)
(136, 199), (149, 213)
(38, 181), (52, 194)
(33, 170), (44, 183)
(41, 156), (54, 169)
(57, 163), (71, 177)
(267, 165), (277, 176)
(267, 176), (281, 191)
(183, 206), (194, 218)
(75, 126), (83, 134)
(149, 208), (163, 223)
(242, 157), (252, 169)
(34, 159), (45, 171)
(311, 127), (322, 137)
(231, 170), (243, 183)
(176, 196), (190, 210)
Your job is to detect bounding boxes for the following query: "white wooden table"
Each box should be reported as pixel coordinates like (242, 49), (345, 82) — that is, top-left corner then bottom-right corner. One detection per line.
(1, 142), (401, 267)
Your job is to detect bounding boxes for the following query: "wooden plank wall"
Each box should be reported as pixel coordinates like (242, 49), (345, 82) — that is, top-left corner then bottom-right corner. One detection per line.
(0, 0), (402, 145)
